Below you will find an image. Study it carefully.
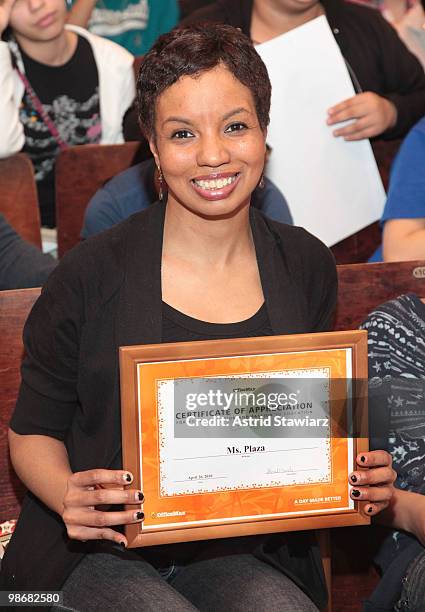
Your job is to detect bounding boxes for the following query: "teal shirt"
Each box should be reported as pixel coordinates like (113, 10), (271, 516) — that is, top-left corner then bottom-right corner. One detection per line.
(72, 0), (179, 55)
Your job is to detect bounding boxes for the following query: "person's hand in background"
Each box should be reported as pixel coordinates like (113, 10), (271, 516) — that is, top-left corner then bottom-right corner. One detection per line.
(327, 92), (397, 140)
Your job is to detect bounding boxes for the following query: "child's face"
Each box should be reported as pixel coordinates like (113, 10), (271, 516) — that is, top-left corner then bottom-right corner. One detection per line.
(9, 0), (66, 42)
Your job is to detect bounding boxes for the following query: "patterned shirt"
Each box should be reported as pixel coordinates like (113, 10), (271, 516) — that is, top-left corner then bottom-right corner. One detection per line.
(362, 293), (425, 492)
(361, 293), (425, 570)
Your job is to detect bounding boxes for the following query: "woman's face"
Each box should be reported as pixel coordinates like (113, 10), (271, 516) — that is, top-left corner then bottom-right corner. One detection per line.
(150, 64), (267, 218)
(9, 0), (66, 43)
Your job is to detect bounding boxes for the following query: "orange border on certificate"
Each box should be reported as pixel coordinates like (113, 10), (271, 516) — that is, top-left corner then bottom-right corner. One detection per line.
(120, 331), (369, 547)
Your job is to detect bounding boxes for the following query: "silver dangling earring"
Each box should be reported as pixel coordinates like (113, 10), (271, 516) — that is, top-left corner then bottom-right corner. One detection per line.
(258, 174), (265, 189)
(158, 166), (164, 201)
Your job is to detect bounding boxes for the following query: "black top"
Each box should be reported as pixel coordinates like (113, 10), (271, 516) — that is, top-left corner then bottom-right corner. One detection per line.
(18, 36), (101, 227)
(182, 0), (425, 140)
(2, 201), (337, 608)
(162, 301), (273, 342)
(127, 301), (273, 567)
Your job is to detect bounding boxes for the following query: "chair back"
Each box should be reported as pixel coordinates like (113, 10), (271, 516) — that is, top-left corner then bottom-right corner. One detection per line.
(56, 142), (140, 257)
(331, 222), (381, 265)
(328, 139), (402, 265)
(372, 139), (402, 191)
(335, 260), (425, 330)
(0, 287), (40, 523)
(0, 154), (41, 248)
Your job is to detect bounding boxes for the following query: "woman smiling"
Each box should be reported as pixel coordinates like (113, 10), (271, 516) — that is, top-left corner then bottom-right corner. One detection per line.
(1, 24), (396, 611)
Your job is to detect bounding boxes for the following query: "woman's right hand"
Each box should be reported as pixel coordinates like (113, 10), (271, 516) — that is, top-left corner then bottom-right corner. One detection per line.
(62, 469), (144, 547)
(0, 0), (16, 37)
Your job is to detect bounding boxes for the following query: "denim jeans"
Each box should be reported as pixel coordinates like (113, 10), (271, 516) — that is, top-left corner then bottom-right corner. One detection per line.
(53, 549), (319, 611)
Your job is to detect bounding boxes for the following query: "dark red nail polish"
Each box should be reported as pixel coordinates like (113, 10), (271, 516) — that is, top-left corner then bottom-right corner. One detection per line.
(351, 489), (361, 497)
(360, 456), (366, 463)
(136, 511), (144, 520)
(351, 474), (357, 483)
(138, 492), (144, 502)
(367, 506), (373, 513)
(125, 473), (132, 482)
(119, 541), (126, 548)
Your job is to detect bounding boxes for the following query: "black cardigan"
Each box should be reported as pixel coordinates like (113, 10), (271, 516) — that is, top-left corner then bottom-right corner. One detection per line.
(182, 0), (425, 140)
(1, 202), (337, 607)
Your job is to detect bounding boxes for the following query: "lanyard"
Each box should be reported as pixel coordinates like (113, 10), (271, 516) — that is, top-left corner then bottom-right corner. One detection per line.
(16, 69), (69, 151)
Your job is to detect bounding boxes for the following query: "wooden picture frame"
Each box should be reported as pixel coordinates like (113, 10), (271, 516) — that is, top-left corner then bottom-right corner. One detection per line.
(120, 330), (369, 548)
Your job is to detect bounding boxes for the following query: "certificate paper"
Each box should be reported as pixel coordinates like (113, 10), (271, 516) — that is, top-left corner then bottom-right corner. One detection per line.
(120, 332), (369, 546)
(256, 16), (386, 246)
(157, 368), (333, 498)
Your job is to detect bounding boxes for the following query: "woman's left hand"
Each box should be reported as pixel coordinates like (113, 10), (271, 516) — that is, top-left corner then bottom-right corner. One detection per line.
(349, 450), (397, 517)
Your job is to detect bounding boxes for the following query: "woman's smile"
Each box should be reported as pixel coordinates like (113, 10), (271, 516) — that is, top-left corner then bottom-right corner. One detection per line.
(190, 171), (241, 201)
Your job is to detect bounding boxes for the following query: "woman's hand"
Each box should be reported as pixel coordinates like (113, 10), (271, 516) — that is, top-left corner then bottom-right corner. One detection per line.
(0, 0), (16, 36)
(327, 92), (397, 140)
(62, 469), (144, 547)
(349, 450), (396, 516)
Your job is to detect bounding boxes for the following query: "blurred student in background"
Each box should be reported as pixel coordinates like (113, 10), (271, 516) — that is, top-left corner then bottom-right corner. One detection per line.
(182, 0), (425, 141)
(0, 0), (135, 227)
(362, 295), (425, 611)
(380, 0), (425, 71)
(369, 117), (425, 262)
(67, 0), (179, 55)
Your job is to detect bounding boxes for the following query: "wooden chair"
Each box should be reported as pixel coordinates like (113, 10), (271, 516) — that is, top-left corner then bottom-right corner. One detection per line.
(331, 222), (381, 265)
(334, 259), (425, 330)
(371, 139), (402, 192)
(0, 288), (40, 524)
(329, 139), (402, 265)
(0, 154), (41, 249)
(55, 142), (140, 257)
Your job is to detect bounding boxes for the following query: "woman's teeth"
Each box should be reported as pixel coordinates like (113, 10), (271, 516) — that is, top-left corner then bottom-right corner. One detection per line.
(193, 175), (237, 190)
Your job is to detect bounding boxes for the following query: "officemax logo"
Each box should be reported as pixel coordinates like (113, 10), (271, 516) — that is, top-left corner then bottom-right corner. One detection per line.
(151, 510), (186, 518)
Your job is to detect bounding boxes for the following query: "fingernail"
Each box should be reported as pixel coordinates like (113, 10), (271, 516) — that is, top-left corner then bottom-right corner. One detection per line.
(119, 541), (126, 548)
(367, 506), (373, 513)
(135, 511), (144, 521)
(351, 489), (361, 498)
(137, 491), (144, 502)
(360, 456), (366, 463)
(123, 473), (133, 483)
(350, 474), (358, 483)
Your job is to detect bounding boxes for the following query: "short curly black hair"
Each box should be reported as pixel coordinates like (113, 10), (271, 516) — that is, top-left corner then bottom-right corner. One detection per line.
(137, 23), (271, 140)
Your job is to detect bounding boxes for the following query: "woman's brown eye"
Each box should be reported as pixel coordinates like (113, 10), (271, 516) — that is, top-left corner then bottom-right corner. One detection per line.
(226, 123), (247, 133)
(172, 130), (193, 139)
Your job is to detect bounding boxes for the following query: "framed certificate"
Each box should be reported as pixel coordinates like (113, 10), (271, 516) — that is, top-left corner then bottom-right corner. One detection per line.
(120, 330), (369, 548)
